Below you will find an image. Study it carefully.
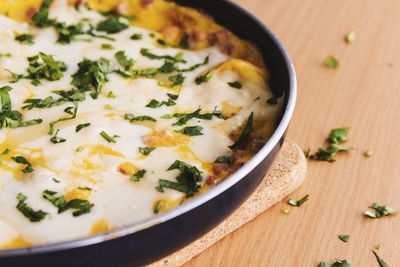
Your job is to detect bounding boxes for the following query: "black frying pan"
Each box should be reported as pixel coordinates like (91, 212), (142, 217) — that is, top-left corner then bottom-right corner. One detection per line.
(0, 1), (296, 266)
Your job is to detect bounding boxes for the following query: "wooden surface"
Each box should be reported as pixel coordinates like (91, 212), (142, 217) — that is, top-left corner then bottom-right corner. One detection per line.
(186, 0), (400, 266)
(151, 140), (306, 266)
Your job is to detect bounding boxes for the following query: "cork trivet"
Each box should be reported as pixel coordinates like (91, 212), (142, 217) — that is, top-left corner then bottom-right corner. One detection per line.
(150, 140), (307, 267)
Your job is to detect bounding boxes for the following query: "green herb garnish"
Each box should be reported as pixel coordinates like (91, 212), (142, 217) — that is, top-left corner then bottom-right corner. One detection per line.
(115, 51), (135, 69)
(130, 33), (143, 40)
(228, 81), (242, 89)
(96, 16), (129, 34)
(156, 160), (203, 197)
(372, 250), (389, 267)
(76, 123), (91, 132)
(16, 193), (48, 222)
(214, 156), (234, 165)
(338, 235), (350, 243)
(177, 126), (204, 136)
(32, 0), (56, 27)
(153, 200), (162, 214)
(12, 156), (33, 173)
(324, 55), (340, 69)
(319, 260), (350, 267)
(195, 71), (213, 85)
(169, 73), (185, 87)
(124, 113), (157, 122)
(0, 86), (43, 129)
(139, 147), (156, 156)
(140, 48), (186, 63)
(344, 32), (356, 44)
(146, 98), (176, 108)
(23, 89), (85, 110)
(172, 107), (223, 126)
(131, 169), (146, 182)
(24, 52), (67, 85)
(15, 34), (34, 45)
(43, 190), (94, 216)
(288, 194), (309, 207)
(101, 43), (114, 50)
(179, 55), (209, 72)
(71, 58), (110, 99)
(229, 112), (254, 150)
(50, 129), (66, 144)
(307, 127), (351, 162)
(364, 203), (396, 218)
(48, 103), (78, 135)
(100, 130), (119, 143)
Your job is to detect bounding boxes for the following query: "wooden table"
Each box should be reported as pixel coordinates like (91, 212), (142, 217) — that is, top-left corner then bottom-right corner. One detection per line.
(186, 0), (400, 266)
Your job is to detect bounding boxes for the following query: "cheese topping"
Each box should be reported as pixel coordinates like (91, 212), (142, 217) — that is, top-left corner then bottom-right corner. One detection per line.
(0, 0), (281, 248)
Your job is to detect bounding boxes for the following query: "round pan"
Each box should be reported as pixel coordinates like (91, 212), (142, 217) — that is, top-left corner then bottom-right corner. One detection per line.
(0, 1), (296, 266)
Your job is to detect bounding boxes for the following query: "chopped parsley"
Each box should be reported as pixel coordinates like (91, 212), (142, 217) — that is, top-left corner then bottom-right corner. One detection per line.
(229, 112), (254, 150)
(228, 81), (242, 89)
(124, 113), (157, 122)
(171, 107), (224, 126)
(372, 250), (389, 267)
(76, 123), (91, 132)
(140, 48), (186, 63)
(43, 190), (94, 217)
(179, 34), (190, 49)
(50, 129), (67, 144)
(167, 93), (179, 100)
(100, 130), (119, 143)
(131, 169), (146, 182)
(195, 71), (213, 85)
(153, 200), (163, 214)
(214, 156), (234, 165)
(15, 34), (34, 45)
(107, 91), (116, 98)
(324, 55), (340, 69)
(16, 193), (48, 222)
(115, 51), (135, 69)
(169, 73), (185, 87)
(23, 89), (85, 110)
(177, 126), (204, 136)
(96, 16), (129, 34)
(139, 147), (156, 156)
(12, 156), (34, 173)
(306, 127), (351, 162)
(364, 149), (373, 158)
(32, 0), (56, 27)
(146, 98), (176, 108)
(71, 58), (111, 99)
(130, 33), (143, 40)
(22, 52), (67, 85)
(179, 55), (209, 72)
(158, 61), (176, 74)
(288, 194), (309, 207)
(48, 103), (78, 136)
(344, 32), (356, 44)
(319, 260), (350, 267)
(338, 234), (350, 243)
(0, 86), (43, 129)
(364, 203), (396, 218)
(101, 43), (114, 50)
(156, 160), (203, 197)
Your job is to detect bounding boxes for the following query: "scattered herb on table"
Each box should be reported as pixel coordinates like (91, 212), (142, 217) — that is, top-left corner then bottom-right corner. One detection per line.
(372, 250), (389, 267)
(324, 55), (340, 69)
(306, 127), (351, 162)
(319, 259), (350, 267)
(364, 203), (396, 218)
(338, 234), (350, 243)
(288, 194), (309, 207)
(364, 149), (373, 158)
(344, 32), (356, 44)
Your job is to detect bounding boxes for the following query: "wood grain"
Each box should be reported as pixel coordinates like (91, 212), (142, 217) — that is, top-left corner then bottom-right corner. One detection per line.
(185, 0), (400, 266)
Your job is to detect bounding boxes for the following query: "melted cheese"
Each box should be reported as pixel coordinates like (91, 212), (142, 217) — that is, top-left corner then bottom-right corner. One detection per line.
(0, 0), (281, 249)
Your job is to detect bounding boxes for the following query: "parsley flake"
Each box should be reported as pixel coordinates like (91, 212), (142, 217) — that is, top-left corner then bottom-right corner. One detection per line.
(100, 130), (119, 143)
(364, 203), (396, 219)
(344, 32), (356, 44)
(50, 129), (67, 144)
(131, 169), (146, 182)
(146, 99), (176, 108)
(43, 190), (94, 216)
(96, 16), (129, 34)
(319, 260), (350, 267)
(288, 194), (309, 207)
(229, 112), (254, 150)
(324, 55), (340, 69)
(139, 147), (156, 156)
(195, 71), (213, 85)
(115, 51), (135, 69)
(16, 193), (48, 222)
(228, 81), (242, 89)
(76, 123), (91, 132)
(177, 126), (204, 136)
(15, 34), (34, 45)
(130, 33), (143, 40)
(372, 250), (389, 267)
(12, 156), (34, 173)
(338, 234), (350, 243)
